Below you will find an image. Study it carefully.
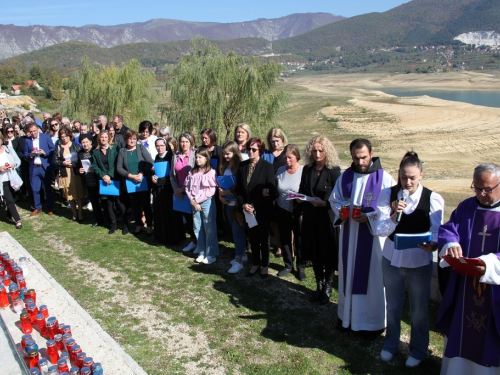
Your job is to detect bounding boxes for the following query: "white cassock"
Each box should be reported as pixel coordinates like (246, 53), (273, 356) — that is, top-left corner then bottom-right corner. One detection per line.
(329, 169), (395, 331)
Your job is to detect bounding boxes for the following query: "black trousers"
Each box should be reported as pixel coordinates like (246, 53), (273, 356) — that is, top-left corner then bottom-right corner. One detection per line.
(276, 205), (301, 270)
(101, 196), (126, 224)
(2, 181), (20, 222)
(248, 214), (271, 267)
(87, 184), (104, 225)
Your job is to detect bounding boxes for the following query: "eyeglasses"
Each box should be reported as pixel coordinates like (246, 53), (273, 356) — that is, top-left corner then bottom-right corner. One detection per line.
(471, 181), (500, 194)
(6, 130), (14, 133)
(248, 148), (259, 153)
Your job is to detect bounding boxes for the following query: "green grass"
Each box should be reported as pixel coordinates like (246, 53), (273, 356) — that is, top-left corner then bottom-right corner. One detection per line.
(0, 191), (445, 374)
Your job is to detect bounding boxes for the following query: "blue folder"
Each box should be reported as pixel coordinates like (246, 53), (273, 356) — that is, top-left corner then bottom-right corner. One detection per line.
(126, 177), (148, 193)
(173, 194), (192, 214)
(217, 175), (236, 201)
(154, 161), (170, 178)
(394, 232), (432, 250)
(210, 158), (218, 172)
(99, 180), (120, 196)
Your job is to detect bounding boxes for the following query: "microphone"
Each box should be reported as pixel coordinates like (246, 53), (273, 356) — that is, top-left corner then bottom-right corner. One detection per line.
(396, 189), (409, 223)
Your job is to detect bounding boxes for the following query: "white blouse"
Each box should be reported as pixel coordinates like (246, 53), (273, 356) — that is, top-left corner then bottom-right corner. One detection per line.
(371, 183), (444, 268)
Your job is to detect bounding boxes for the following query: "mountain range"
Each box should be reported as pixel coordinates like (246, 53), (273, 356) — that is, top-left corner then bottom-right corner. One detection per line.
(273, 0), (500, 58)
(0, 13), (342, 60)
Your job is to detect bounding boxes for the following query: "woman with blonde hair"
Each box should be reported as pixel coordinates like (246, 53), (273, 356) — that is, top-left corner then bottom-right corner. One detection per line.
(233, 123), (251, 158)
(297, 135), (341, 302)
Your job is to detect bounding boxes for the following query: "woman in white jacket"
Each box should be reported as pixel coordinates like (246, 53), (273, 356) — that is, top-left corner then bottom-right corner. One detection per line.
(0, 132), (22, 229)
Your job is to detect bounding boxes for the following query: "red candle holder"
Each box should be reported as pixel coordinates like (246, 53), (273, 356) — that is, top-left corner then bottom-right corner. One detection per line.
(20, 311), (33, 334)
(0, 284), (9, 308)
(36, 313), (47, 336)
(352, 205), (362, 218)
(46, 339), (59, 365)
(27, 303), (39, 324)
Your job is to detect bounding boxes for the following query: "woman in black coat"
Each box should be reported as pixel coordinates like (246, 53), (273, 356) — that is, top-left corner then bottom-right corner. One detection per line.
(151, 137), (184, 245)
(298, 135), (341, 304)
(235, 137), (278, 279)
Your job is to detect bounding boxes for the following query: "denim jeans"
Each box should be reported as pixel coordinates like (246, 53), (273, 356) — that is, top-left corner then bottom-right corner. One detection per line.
(382, 256), (433, 360)
(225, 204), (246, 259)
(192, 197), (219, 258)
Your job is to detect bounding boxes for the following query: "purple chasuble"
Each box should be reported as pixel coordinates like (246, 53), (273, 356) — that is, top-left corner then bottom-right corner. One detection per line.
(437, 197), (500, 367)
(341, 167), (384, 295)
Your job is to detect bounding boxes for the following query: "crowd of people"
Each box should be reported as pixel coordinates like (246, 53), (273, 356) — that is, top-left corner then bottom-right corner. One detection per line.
(0, 110), (498, 375)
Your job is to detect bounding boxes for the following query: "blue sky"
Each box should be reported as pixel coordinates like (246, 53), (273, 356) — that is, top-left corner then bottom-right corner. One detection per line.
(2, 1), (410, 27)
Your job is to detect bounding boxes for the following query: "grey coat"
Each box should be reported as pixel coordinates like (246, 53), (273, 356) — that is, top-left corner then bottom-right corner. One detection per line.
(116, 143), (154, 179)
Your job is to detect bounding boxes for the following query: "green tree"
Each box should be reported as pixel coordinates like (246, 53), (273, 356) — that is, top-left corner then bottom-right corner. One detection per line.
(29, 64), (46, 87)
(49, 72), (64, 101)
(61, 57), (157, 124)
(164, 38), (289, 140)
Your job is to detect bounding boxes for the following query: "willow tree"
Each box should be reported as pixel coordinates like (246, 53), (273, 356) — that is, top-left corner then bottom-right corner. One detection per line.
(62, 57), (156, 124)
(164, 39), (289, 140)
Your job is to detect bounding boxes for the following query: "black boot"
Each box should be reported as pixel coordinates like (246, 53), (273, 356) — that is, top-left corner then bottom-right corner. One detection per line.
(108, 221), (117, 234)
(310, 267), (324, 302)
(320, 268), (335, 305)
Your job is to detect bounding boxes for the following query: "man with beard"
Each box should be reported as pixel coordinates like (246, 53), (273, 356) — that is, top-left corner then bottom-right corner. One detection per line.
(329, 138), (395, 337)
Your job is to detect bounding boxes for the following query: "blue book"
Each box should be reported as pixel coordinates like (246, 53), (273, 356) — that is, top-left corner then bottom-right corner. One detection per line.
(217, 175), (236, 201)
(153, 161), (170, 178)
(394, 232), (432, 250)
(99, 180), (120, 196)
(173, 194), (192, 214)
(126, 177), (148, 193)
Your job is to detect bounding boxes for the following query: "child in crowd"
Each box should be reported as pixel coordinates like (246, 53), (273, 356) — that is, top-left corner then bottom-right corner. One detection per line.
(185, 149), (219, 264)
(218, 141), (247, 273)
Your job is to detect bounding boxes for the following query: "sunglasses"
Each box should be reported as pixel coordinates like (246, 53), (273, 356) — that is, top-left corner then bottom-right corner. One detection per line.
(248, 148), (259, 153)
(6, 130), (14, 133)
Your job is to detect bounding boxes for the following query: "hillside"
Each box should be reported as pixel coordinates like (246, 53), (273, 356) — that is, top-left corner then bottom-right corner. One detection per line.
(0, 38), (273, 72)
(273, 0), (500, 59)
(0, 13), (342, 60)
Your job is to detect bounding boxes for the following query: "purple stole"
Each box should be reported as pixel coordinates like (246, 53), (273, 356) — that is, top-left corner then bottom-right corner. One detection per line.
(439, 203), (500, 366)
(341, 167), (383, 295)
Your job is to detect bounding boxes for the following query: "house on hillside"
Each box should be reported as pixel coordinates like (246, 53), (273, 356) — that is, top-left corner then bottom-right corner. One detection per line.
(11, 85), (21, 95)
(24, 80), (43, 90)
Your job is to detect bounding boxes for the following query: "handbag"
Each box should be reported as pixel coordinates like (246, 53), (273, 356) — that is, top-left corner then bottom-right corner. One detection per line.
(8, 169), (23, 191)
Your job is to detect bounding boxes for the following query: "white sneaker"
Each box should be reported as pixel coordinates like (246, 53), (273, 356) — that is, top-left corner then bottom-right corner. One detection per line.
(193, 247), (200, 255)
(380, 350), (393, 362)
(228, 262), (244, 273)
(195, 255), (205, 263)
(182, 242), (196, 252)
(202, 256), (216, 265)
(405, 356), (421, 368)
(87, 202), (93, 211)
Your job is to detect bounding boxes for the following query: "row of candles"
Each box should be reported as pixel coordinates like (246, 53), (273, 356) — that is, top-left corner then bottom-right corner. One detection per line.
(0, 252), (103, 374)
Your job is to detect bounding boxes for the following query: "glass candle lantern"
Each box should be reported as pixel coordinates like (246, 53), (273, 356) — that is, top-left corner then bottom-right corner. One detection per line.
(54, 333), (64, 351)
(12, 296), (24, 314)
(18, 256), (29, 276)
(76, 352), (87, 369)
(0, 284), (9, 308)
(36, 313), (47, 336)
(20, 311), (33, 334)
(26, 289), (36, 304)
(27, 348), (40, 369)
(46, 339), (59, 365)
(27, 303), (39, 324)
(39, 305), (49, 319)
(57, 358), (69, 373)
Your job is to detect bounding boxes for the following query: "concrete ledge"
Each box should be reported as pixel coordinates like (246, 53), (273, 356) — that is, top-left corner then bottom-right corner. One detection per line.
(0, 232), (146, 375)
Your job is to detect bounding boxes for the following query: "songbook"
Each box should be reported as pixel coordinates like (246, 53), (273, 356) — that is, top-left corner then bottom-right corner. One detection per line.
(99, 180), (120, 196)
(173, 194), (192, 214)
(153, 161), (170, 178)
(244, 211), (258, 228)
(126, 177), (148, 193)
(394, 232), (432, 250)
(81, 159), (92, 173)
(217, 175), (236, 201)
(442, 256), (484, 277)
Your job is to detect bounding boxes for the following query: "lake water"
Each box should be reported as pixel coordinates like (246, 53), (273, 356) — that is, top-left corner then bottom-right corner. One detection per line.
(378, 88), (500, 108)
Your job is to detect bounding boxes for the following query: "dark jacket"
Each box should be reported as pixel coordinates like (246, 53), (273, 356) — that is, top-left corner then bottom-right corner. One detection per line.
(298, 164), (341, 215)
(92, 144), (119, 180)
(235, 158), (278, 215)
(52, 141), (81, 177)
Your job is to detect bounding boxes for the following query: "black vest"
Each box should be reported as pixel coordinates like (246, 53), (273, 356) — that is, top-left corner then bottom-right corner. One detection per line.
(389, 186), (432, 241)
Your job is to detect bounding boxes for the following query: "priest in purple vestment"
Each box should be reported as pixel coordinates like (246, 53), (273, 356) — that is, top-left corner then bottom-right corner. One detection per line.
(437, 163), (500, 375)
